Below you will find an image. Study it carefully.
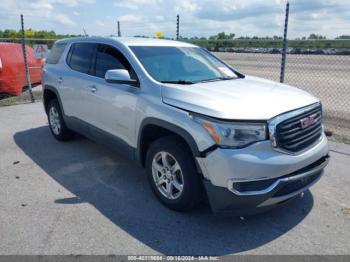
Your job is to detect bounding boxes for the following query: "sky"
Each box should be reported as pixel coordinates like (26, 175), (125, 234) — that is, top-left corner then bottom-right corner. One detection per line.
(0, 0), (349, 39)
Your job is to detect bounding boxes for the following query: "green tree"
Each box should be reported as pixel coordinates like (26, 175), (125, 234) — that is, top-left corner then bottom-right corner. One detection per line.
(336, 35), (350, 39)
(209, 32), (235, 40)
(308, 33), (326, 40)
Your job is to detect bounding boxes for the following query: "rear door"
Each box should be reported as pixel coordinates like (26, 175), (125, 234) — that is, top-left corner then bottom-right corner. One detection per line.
(62, 42), (97, 123)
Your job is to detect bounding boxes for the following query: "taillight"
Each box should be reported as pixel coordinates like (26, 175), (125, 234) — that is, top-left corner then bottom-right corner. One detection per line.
(0, 57), (2, 71)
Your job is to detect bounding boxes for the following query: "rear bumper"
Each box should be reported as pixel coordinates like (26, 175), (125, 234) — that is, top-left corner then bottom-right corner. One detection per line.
(203, 155), (329, 214)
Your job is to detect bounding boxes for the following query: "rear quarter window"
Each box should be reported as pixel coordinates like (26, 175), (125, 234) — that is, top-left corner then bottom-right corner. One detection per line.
(46, 43), (67, 64)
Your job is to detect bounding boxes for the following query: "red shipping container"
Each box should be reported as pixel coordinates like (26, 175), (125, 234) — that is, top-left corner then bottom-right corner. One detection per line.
(0, 43), (44, 96)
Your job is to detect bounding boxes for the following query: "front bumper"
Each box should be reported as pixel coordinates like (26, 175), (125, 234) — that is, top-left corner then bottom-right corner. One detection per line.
(196, 134), (329, 213)
(203, 155), (328, 213)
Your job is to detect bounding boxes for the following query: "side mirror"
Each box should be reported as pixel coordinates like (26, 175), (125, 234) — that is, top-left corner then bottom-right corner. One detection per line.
(105, 69), (138, 86)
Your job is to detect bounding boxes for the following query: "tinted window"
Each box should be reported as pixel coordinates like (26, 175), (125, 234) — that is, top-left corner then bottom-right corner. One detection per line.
(46, 43), (66, 64)
(68, 43), (96, 74)
(95, 44), (129, 78)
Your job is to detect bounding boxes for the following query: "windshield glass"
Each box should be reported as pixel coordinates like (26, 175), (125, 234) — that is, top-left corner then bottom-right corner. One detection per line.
(130, 46), (237, 84)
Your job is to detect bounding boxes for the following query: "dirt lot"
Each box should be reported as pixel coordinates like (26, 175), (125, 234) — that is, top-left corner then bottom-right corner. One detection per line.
(0, 102), (350, 255)
(215, 53), (350, 134)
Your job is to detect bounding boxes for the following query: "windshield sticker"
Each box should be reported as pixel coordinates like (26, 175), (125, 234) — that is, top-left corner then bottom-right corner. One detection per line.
(218, 67), (235, 77)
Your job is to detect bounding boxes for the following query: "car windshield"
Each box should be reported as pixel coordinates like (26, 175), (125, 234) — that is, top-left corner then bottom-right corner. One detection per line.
(130, 46), (238, 84)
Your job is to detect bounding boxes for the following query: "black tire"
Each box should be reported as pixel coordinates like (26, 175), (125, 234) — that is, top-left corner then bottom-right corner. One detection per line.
(146, 136), (203, 211)
(47, 99), (74, 141)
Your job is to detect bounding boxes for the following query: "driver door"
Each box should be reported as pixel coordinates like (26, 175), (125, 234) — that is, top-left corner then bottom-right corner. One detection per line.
(88, 43), (140, 151)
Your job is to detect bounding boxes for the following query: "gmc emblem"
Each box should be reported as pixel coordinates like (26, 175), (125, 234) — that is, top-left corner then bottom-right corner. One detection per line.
(300, 114), (317, 129)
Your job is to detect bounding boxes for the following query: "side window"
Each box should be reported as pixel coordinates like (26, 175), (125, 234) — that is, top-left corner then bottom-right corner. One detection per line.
(95, 44), (136, 79)
(46, 43), (66, 64)
(67, 43), (96, 74)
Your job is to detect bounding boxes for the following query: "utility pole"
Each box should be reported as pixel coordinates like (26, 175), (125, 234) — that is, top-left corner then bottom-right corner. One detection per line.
(117, 21), (121, 37)
(280, 1), (289, 83)
(176, 14), (180, 40)
(20, 14), (34, 102)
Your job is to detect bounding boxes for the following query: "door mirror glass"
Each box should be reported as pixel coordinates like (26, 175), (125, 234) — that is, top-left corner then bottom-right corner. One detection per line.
(105, 69), (138, 86)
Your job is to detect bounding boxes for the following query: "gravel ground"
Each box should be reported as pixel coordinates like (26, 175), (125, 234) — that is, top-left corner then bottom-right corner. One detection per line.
(0, 102), (350, 255)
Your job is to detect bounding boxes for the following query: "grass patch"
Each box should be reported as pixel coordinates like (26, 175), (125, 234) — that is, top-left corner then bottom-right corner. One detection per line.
(0, 90), (42, 107)
(329, 133), (350, 145)
(341, 207), (350, 218)
(0, 96), (18, 106)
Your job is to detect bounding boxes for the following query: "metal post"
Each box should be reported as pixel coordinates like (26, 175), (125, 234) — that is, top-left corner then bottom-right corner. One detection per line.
(117, 21), (121, 37)
(20, 14), (34, 102)
(83, 28), (88, 37)
(280, 1), (289, 83)
(176, 14), (180, 40)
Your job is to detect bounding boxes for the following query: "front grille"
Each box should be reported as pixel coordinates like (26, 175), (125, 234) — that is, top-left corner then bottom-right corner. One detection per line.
(275, 105), (323, 153)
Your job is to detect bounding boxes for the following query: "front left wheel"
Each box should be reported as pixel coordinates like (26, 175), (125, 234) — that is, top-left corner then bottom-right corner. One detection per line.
(145, 136), (203, 211)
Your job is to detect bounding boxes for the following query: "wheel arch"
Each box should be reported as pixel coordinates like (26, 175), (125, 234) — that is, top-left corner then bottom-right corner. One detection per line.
(43, 85), (64, 115)
(137, 118), (201, 167)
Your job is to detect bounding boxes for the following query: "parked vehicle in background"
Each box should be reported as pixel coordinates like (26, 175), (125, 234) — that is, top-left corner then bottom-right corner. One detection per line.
(42, 37), (329, 214)
(0, 43), (43, 96)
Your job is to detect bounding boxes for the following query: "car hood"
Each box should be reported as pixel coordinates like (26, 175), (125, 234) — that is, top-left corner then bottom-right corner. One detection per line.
(161, 75), (319, 120)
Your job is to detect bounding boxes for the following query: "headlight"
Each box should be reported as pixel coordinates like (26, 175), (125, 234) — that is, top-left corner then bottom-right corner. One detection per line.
(191, 114), (267, 148)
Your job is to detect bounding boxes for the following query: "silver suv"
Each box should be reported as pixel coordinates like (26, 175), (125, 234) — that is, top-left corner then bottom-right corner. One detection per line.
(43, 37), (329, 213)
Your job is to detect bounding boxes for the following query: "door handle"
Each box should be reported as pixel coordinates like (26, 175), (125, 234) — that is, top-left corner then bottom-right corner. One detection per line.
(89, 85), (97, 93)
(57, 77), (63, 84)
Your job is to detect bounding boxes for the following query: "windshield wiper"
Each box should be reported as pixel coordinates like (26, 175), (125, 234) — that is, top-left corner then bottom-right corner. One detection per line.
(161, 80), (194, 85)
(197, 77), (235, 83)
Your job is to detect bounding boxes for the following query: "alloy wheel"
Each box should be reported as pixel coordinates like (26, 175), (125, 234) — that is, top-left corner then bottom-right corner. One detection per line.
(49, 106), (61, 135)
(151, 151), (184, 200)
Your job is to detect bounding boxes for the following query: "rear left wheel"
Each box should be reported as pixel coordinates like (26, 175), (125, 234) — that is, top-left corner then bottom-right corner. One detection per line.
(47, 99), (74, 141)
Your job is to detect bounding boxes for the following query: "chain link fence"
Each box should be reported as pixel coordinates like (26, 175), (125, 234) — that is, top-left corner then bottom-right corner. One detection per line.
(1, 37), (349, 142)
(0, 37), (56, 47)
(215, 49), (350, 142)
